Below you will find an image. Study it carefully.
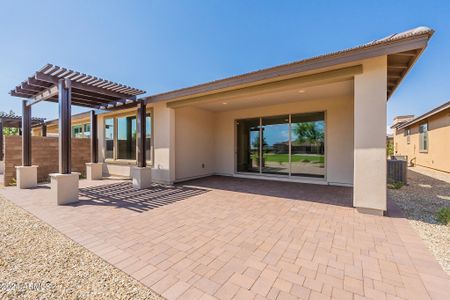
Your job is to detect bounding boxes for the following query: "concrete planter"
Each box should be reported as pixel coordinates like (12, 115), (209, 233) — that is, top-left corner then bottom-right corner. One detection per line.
(50, 172), (80, 205)
(86, 162), (103, 180)
(131, 167), (152, 189)
(15, 165), (38, 189)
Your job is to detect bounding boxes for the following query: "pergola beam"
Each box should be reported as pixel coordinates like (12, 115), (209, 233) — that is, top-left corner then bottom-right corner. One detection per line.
(27, 85), (59, 106)
(97, 98), (137, 110)
(35, 72), (137, 100)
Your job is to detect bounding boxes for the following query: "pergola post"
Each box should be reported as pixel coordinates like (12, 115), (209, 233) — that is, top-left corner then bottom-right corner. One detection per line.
(132, 100), (151, 189)
(90, 110), (98, 163)
(41, 124), (47, 137)
(22, 100), (31, 166)
(137, 101), (146, 168)
(16, 100), (38, 189)
(50, 79), (79, 205)
(86, 110), (103, 180)
(0, 120), (3, 161)
(58, 79), (72, 174)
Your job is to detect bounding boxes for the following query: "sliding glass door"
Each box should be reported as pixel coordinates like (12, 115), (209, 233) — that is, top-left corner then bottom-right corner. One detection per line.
(236, 118), (260, 173)
(236, 112), (325, 178)
(290, 112), (325, 177)
(261, 115), (290, 175)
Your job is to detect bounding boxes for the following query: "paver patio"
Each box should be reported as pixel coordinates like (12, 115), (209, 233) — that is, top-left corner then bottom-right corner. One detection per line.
(1, 176), (449, 300)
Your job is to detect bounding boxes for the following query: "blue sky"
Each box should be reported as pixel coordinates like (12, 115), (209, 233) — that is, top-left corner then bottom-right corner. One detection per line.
(0, 0), (449, 132)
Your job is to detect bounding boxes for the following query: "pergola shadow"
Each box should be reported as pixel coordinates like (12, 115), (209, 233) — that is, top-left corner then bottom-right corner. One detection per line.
(77, 182), (209, 213)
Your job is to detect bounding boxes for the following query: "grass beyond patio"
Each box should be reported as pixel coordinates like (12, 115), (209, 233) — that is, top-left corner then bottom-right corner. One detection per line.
(261, 154), (324, 163)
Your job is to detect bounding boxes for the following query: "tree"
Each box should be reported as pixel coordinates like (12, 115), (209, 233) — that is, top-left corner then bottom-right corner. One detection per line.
(0, 110), (20, 136)
(292, 122), (324, 145)
(386, 140), (394, 157)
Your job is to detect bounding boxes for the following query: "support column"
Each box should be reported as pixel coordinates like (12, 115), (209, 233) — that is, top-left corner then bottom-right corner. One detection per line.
(58, 79), (71, 174)
(41, 124), (47, 137)
(50, 79), (79, 204)
(86, 110), (102, 180)
(353, 56), (387, 215)
(137, 101), (146, 168)
(0, 120), (3, 161)
(132, 101), (152, 189)
(16, 100), (37, 189)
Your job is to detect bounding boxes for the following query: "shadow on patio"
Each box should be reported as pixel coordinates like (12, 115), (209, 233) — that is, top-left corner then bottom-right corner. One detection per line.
(183, 175), (354, 208)
(77, 182), (209, 213)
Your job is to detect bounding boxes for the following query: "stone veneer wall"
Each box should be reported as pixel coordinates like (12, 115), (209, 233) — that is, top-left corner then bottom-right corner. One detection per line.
(3, 136), (90, 185)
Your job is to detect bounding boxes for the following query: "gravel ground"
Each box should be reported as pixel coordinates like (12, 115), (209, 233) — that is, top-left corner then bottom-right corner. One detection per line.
(389, 166), (450, 275)
(0, 196), (163, 300)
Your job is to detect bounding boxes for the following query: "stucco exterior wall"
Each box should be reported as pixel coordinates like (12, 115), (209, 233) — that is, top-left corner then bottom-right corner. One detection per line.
(213, 96), (354, 186)
(394, 109), (450, 173)
(353, 56), (387, 212)
(174, 106), (215, 181)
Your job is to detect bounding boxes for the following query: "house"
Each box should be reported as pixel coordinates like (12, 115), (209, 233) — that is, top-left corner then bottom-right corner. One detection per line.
(32, 111), (91, 138)
(391, 101), (450, 173)
(9, 26), (434, 215)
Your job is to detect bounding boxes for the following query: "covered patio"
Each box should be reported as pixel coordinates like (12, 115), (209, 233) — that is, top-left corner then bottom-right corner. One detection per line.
(1, 176), (448, 299)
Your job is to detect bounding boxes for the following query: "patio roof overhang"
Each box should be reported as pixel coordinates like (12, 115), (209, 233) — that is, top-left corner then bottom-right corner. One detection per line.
(10, 64), (146, 109)
(144, 26), (434, 108)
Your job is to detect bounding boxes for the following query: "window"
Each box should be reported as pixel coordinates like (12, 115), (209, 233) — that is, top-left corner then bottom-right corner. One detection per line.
(146, 114), (152, 161)
(117, 115), (137, 160)
(104, 112), (153, 162)
(419, 123), (428, 152)
(405, 128), (411, 144)
(72, 125), (83, 138)
(71, 123), (90, 138)
(83, 124), (91, 138)
(105, 118), (114, 159)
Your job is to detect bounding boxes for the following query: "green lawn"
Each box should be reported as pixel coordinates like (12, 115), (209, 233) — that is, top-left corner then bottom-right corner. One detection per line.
(263, 153), (324, 163)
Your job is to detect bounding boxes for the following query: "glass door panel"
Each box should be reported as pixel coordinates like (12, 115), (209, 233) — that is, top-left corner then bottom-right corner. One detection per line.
(117, 115), (137, 160)
(236, 118), (260, 173)
(261, 115), (290, 175)
(290, 112), (325, 177)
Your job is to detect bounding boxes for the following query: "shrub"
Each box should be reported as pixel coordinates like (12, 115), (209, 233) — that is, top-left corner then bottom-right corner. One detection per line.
(9, 177), (16, 186)
(387, 181), (403, 189)
(436, 207), (450, 225)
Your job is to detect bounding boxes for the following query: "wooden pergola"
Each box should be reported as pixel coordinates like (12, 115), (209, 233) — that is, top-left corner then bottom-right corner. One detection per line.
(9, 64), (146, 177)
(0, 113), (45, 160)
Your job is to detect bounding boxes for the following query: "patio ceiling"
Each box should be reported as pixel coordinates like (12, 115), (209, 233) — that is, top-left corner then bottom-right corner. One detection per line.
(192, 79), (354, 112)
(9, 64), (146, 109)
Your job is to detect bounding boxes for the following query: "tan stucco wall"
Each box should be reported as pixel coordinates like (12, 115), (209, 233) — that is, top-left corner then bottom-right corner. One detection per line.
(32, 117), (90, 136)
(213, 96), (354, 185)
(174, 106), (215, 181)
(353, 56), (387, 212)
(394, 109), (450, 173)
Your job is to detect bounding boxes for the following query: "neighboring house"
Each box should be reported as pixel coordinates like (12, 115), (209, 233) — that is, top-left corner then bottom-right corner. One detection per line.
(32, 111), (91, 138)
(391, 101), (450, 173)
(12, 26), (434, 215)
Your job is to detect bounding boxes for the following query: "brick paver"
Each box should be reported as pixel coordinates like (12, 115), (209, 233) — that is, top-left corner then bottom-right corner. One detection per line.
(1, 176), (449, 299)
